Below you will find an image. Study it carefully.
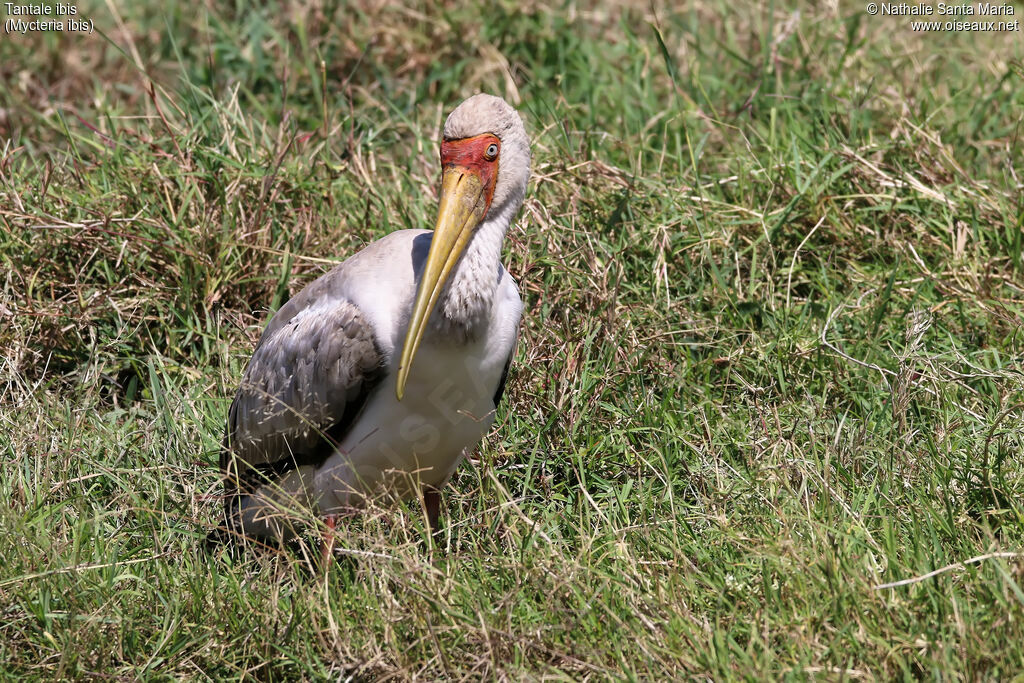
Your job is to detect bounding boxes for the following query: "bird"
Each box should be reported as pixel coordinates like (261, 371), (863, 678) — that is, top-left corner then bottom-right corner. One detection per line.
(218, 94), (530, 544)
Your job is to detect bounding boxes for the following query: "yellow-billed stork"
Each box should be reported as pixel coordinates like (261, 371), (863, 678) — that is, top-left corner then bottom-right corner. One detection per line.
(219, 94), (530, 542)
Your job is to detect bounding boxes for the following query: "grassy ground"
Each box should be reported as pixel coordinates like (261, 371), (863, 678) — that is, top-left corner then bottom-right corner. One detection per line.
(2, 0), (1024, 678)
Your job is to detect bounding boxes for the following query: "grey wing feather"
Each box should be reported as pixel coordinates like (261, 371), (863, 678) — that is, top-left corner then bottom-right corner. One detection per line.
(221, 284), (386, 502)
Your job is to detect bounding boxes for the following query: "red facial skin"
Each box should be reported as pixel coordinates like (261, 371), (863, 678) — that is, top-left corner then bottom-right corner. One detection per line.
(440, 134), (500, 209)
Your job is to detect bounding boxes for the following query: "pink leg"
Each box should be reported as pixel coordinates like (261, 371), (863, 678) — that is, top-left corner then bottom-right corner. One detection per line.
(321, 514), (337, 569)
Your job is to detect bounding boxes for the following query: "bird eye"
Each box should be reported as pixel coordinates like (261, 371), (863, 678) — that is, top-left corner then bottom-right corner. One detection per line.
(485, 143), (499, 160)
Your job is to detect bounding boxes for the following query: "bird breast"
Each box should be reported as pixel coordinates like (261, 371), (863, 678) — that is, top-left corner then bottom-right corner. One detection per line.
(309, 231), (522, 512)
(312, 330), (508, 512)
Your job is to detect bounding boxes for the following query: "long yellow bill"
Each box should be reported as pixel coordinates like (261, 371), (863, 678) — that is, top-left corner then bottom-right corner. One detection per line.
(396, 167), (490, 400)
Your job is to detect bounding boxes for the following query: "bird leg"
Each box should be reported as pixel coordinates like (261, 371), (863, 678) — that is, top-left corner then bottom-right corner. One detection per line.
(320, 513), (337, 570)
(423, 486), (442, 537)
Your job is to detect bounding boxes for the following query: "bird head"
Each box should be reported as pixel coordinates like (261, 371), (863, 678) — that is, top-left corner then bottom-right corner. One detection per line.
(396, 94), (530, 400)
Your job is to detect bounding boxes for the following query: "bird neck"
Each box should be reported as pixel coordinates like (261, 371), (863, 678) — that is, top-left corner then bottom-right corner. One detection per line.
(433, 200), (515, 341)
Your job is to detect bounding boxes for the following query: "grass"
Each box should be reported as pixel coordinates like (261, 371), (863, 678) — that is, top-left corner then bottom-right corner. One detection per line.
(2, 0), (1024, 678)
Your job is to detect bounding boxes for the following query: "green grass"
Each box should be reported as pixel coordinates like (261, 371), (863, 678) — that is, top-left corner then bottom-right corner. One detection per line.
(2, 0), (1024, 678)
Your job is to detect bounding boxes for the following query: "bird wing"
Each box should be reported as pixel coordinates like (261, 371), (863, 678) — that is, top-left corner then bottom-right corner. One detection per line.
(492, 330), (517, 408)
(221, 275), (387, 511)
